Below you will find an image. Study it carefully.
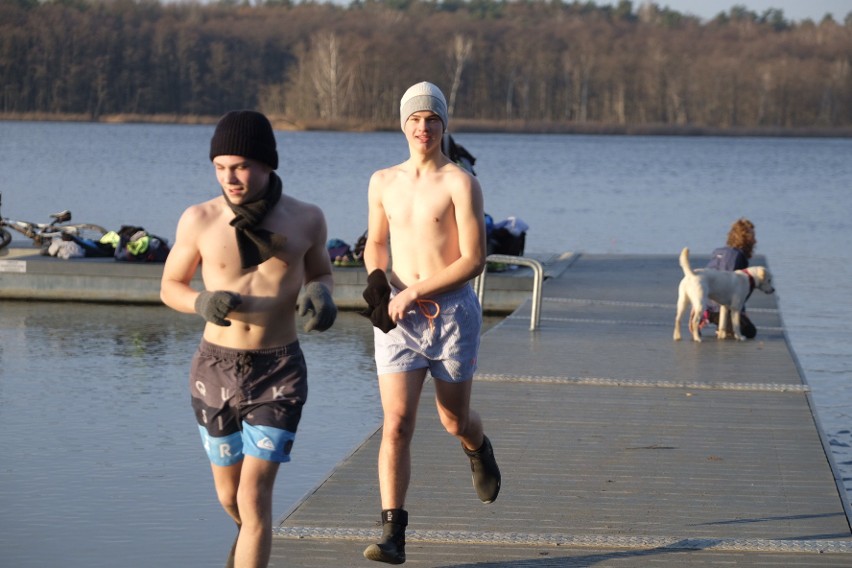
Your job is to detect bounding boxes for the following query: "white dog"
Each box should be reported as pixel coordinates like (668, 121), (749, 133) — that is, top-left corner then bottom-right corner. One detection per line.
(673, 247), (774, 342)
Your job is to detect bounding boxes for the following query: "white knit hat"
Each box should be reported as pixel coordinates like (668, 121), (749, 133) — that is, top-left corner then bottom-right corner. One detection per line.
(399, 81), (448, 132)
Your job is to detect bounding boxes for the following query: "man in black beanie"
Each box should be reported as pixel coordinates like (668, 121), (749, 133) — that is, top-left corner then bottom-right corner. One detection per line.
(161, 109), (337, 568)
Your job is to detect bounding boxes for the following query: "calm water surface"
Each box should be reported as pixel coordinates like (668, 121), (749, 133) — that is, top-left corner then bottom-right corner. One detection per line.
(1, 122), (851, 567)
(0, 305), (381, 566)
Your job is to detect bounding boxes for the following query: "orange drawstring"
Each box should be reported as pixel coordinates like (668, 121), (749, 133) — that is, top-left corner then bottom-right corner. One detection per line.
(415, 299), (441, 333)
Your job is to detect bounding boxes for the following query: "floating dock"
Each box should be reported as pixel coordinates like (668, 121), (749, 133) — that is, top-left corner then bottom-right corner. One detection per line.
(271, 253), (852, 567)
(0, 246), (568, 313)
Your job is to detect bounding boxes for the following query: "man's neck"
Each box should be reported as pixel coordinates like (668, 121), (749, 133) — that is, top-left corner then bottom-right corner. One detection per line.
(407, 147), (447, 172)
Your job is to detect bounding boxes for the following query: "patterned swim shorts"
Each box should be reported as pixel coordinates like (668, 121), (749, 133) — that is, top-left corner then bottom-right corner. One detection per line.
(189, 339), (307, 466)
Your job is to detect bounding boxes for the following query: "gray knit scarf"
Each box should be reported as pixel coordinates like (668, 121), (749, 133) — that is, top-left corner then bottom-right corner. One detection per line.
(223, 172), (287, 269)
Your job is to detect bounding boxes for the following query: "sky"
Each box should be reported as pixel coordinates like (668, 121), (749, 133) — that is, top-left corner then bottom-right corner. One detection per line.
(650, 0), (851, 22)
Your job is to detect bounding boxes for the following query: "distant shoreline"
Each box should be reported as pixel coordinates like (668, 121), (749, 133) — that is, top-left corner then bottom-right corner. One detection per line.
(3, 112), (851, 138)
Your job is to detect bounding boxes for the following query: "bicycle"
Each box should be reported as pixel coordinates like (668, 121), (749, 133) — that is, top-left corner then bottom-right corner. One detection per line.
(0, 192), (109, 251)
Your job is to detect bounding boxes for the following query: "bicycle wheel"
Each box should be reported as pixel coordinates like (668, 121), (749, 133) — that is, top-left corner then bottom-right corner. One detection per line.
(0, 228), (11, 250)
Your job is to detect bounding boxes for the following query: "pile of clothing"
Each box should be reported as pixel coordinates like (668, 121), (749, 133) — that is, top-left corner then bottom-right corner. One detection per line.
(44, 225), (170, 262)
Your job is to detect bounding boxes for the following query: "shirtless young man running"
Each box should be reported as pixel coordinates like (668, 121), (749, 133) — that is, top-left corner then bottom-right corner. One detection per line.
(360, 82), (501, 564)
(160, 110), (336, 568)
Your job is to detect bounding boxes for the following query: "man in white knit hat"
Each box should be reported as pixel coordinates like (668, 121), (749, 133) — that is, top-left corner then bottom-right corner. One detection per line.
(360, 81), (501, 564)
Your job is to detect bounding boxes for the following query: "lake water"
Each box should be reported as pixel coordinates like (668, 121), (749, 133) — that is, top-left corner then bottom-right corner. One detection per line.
(1, 121), (851, 567)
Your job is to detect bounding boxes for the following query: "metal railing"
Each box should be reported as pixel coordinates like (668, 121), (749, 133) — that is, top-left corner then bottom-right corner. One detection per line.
(473, 254), (544, 331)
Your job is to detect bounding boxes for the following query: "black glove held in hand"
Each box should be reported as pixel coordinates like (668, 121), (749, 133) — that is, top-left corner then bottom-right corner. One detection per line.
(195, 290), (242, 327)
(359, 269), (396, 333)
(297, 282), (337, 332)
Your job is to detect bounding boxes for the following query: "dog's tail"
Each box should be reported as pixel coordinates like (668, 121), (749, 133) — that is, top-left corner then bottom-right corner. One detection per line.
(679, 247), (694, 276)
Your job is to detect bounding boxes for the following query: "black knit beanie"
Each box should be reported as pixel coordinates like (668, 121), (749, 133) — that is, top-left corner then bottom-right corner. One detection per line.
(209, 110), (278, 170)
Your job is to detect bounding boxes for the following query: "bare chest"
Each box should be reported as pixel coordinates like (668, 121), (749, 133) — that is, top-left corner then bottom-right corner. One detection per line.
(384, 191), (454, 234)
(198, 218), (309, 290)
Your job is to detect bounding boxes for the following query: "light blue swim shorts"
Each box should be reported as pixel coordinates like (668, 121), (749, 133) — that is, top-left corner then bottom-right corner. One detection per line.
(373, 284), (482, 382)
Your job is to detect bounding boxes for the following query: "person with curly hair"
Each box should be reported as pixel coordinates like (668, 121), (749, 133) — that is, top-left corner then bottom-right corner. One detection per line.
(704, 217), (758, 338)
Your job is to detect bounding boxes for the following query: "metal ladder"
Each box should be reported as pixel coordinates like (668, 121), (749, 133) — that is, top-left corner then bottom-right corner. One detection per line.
(473, 254), (544, 331)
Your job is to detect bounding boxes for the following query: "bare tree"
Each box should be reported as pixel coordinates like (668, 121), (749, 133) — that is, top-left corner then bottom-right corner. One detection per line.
(308, 31), (351, 120)
(447, 34), (473, 118)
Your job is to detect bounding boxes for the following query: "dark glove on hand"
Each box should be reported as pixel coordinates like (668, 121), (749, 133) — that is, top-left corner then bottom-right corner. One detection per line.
(297, 282), (337, 332)
(195, 290), (242, 327)
(359, 269), (396, 333)
(362, 269), (391, 306)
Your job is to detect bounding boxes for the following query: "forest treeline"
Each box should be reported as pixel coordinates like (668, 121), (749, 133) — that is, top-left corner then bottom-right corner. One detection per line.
(2, 0), (851, 130)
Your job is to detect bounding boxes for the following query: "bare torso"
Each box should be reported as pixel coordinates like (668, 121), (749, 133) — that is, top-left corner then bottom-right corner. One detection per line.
(365, 155), (485, 305)
(161, 192), (330, 350)
(382, 167), (462, 287)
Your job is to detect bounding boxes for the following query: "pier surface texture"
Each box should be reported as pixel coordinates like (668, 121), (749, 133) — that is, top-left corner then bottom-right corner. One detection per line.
(272, 253), (852, 567)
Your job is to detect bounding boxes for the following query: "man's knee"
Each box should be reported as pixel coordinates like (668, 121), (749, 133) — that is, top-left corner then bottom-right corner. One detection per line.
(439, 410), (474, 438)
(382, 415), (416, 445)
(237, 485), (270, 514)
(212, 465), (241, 513)
(235, 482), (276, 529)
(435, 384), (475, 433)
(232, 456), (279, 514)
(442, 419), (466, 438)
(216, 485), (239, 512)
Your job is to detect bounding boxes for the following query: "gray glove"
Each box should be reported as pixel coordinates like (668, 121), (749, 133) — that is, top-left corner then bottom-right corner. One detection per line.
(194, 290), (242, 326)
(297, 282), (337, 332)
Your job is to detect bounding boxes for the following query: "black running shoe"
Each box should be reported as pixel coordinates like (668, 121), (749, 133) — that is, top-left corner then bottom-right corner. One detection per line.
(464, 435), (501, 503)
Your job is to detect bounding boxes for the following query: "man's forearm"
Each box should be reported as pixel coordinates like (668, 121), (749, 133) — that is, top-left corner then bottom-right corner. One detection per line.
(306, 272), (334, 292)
(364, 242), (389, 274)
(407, 254), (484, 299)
(160, 279), (201, 315)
